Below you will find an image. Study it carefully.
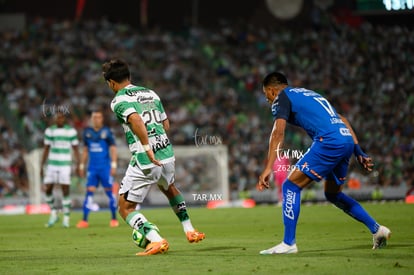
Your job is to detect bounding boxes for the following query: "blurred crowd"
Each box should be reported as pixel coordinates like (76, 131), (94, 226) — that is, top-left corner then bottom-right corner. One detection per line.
(0, 16), (413, 198)
(0, 117), (29, 197)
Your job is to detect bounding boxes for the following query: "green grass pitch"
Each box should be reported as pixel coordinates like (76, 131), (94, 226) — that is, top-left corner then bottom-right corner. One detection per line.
(0, 202), (413, 275)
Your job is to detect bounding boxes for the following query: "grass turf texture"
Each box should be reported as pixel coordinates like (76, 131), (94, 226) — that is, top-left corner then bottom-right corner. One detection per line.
(0, 202), (413, 275)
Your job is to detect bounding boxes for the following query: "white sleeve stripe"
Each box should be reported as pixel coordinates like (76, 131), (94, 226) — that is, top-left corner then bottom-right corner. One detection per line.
(123, 108), (137, 122)
(160, 112), (167, 121)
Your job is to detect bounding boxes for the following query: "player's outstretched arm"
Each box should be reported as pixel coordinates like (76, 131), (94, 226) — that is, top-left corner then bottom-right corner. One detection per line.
(339, 114), (374, 172)
(339, 114), (359, 144)
(127, 113), (161, 166)
(257, 118), (287, 190)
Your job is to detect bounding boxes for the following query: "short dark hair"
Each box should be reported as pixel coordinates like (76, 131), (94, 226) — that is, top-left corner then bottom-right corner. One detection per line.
(102, 59), (130, 82)
(262, 72), (288, 87)
(90, 109), (103, 115)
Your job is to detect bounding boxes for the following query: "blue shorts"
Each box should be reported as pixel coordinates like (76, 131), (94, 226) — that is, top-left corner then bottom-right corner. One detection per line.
(295, 141), (354, 185)
(86, 167), (113, 189)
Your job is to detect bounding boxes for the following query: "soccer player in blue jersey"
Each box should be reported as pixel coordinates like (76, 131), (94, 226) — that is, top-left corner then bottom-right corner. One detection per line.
(257, 72), (391, 254)
(76, 110), (119, 228)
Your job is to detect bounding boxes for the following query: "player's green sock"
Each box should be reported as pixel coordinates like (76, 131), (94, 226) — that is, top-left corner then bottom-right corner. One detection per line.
(169, 194), (189, 221)
(46, 195), (56, 217)
(62, 196), (71, 224)
(169, 194), (194, 232)
(62, 196), (71, 215)
(126, 211), (162, 242)
(126, 211), (148, 229)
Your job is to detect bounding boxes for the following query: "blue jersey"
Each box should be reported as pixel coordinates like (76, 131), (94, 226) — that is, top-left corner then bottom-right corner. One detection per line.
(83, 126), (115, 170)
(272, 87), (354, 144)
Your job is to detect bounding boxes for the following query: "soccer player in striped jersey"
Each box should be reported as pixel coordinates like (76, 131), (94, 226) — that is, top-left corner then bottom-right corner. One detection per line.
(257, 72), (391, 254)
(41, 111), (80, 228)
(102, 59), (205, 256)
(76, 110), (119, 229)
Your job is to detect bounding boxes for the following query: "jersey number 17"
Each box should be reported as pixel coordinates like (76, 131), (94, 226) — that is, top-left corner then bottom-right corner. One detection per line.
(314, 97), (336, 117)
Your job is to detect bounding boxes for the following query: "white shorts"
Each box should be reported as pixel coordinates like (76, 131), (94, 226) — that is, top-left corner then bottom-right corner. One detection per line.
(119, 161), (175, 203)
(43, 165), (71, 185)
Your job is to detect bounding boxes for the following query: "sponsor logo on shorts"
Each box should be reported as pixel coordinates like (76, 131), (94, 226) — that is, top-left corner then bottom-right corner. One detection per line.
(340, 127), (352, 136)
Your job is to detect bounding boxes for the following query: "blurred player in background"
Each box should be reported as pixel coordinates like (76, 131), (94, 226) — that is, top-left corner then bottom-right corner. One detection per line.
(102, 59), (205, 256)
(76, 110), (119, 228)
(257, 72), (391, 254)
(41, 111), (80, 228)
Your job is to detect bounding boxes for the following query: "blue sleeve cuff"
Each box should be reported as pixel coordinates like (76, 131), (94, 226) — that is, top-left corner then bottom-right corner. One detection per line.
(354, 144), (364, 157)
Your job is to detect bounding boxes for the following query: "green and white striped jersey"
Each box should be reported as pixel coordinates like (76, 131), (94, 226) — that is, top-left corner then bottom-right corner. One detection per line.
(44, 124), (79, 167)
(110, 84), (175, 169)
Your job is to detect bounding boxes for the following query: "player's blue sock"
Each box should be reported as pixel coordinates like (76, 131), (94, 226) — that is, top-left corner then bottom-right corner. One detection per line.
(82, 191), (93, 221)
(105, 189), (117, 220)
(282, 179), (302, 245)
(325, 192), (380, 234)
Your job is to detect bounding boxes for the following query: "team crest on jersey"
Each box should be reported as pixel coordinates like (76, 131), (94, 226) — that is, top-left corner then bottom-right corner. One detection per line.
(101, 130), (107, 139)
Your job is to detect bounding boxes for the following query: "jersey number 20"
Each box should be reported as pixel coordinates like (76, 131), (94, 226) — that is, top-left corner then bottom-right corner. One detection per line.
(141, 109), (162, 126)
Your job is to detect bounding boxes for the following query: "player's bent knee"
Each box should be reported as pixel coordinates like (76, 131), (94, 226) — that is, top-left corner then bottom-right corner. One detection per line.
(324, 192), (338, 203)
(87, 186), (96, 192)
(288, 169), (312, 188)
(324, 192), (349, 212)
